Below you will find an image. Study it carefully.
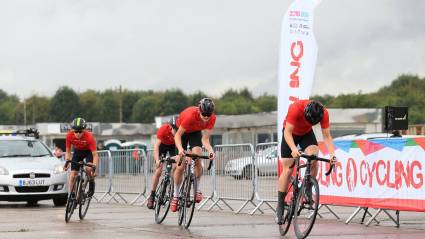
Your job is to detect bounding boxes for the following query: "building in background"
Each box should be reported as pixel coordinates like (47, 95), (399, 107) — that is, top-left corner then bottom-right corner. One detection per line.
(0, 108), (398, 149)
(155, 108), (384, 147)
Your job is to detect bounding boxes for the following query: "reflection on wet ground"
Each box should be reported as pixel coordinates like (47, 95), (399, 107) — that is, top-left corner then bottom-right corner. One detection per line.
(1, 201), (424, 239)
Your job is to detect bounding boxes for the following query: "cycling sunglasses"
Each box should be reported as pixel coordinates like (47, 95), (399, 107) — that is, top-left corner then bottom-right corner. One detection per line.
(74, 129), (83, 133)
(201, 112), (212, 117)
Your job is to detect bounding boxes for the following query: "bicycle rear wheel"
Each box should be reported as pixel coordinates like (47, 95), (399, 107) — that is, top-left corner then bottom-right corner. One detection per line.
(155, 176), (173, 224)
(65, 176), (79, 223)
(293, 176), (320, 239)
(79, 177), (92, 220)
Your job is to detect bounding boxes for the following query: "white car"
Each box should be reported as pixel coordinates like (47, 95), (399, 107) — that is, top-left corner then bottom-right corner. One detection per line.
(225, 146), (278, 180)
(0, 129), (68, 206)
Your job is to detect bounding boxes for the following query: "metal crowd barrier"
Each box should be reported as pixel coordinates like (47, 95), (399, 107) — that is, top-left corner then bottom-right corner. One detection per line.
(106, 149), (147, 204)
(94, 150), (113, 202)
(251, 142), (279, 215)
(139, 149), (155, 206)
(92, 143), (339, 219)
(196, 148), (215, 210)
(204, 144), (259, 214)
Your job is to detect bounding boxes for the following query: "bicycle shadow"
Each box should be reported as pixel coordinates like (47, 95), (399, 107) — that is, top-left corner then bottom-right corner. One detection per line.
(0, 202), (57, 208)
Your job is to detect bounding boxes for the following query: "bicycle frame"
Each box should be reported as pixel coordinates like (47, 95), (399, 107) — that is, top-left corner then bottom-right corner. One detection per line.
(177, 153), (211, 228)
(154, 156), (176, 224)
(65, 161), (95, 222)
(279, 153), (333, 238)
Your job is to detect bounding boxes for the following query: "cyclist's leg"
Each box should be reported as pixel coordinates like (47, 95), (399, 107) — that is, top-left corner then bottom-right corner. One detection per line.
(69, 150), (83, 194)
(69, 171), (78, 195)
(298, 130), (319, 178)
(299, 130), (319, 204)
(82, 150), (95, 197)
(148, 145), (167, 209)
(188, 131), (203, 202)
(276, 132), (298, 223)
(171, 135), (189, 212)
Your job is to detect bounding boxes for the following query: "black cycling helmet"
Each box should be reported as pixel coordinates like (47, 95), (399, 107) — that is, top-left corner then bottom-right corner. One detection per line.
(169, 116), (178, 131)
(304, 101), (324, 125)
(198, 98), (215, 117)
(71, 117), (87, 131)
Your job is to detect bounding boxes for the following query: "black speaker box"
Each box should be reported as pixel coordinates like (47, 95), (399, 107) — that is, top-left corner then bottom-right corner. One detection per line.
(383, 106), (408, 131)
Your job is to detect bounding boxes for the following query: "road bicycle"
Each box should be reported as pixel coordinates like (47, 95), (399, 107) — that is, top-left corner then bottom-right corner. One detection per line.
(177, 153), (212, 229)
(278, 153), (334, 239)
(65, 161), (96, 222)
(154, 156), (176, 224)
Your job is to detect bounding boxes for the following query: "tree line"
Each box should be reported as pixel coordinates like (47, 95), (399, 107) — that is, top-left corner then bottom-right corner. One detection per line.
(1, 74), (424, 125)
(0, 87), (276, 124)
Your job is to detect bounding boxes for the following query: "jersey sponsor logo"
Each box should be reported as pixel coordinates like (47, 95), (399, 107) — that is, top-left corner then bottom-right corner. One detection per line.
(71, 139), (89, 147)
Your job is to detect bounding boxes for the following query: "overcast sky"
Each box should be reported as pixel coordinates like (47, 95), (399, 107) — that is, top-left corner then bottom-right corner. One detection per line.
(1, 0), (424, 99)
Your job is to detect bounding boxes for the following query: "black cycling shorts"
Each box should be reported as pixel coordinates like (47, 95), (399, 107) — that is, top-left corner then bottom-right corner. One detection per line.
(159, 143), (177, 158)
(181, 131), (203, 150)
(280, 129), (318, 158)
(71, 150), (93, 171)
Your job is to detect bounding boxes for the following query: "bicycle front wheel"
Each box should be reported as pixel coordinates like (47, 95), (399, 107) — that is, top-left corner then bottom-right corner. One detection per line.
(155, 176), (173, 224)
(177, 176), (187, 226)
(293, 176), (320, 239)
(177, 174), (196, 228)
(279, 180), (295, 236)
(65, 176), (79, 223)
(79, 178), (92, 220)
(182, 174), (196, 229)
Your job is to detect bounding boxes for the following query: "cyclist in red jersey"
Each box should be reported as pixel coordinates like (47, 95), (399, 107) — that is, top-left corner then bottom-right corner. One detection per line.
(276, 100), (337, 224)
(63, 117), (99, 197)
(146, 116), (178, 209)
(170, 98), (216, 212)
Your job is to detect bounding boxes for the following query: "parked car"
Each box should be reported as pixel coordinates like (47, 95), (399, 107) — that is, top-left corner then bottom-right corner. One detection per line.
(0, 129), (68, 206)
(224, 146), (278, 180)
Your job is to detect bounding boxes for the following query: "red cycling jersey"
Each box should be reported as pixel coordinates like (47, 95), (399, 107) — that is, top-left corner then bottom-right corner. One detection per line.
(66, 130), (97, 151)
(156, 124), (175, 145)
(177, 106), (216, 133)
(283, 99), (329, 136)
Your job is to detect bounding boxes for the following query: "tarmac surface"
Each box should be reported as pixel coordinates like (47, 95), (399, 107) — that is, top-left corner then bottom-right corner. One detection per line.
(1, 200), (425, 239)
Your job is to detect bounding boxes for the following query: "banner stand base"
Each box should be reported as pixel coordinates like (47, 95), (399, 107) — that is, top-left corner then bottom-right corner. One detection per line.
(317, 204), (340, 220)
(365, 209), (400, 227)
(345, 207), (380, 225)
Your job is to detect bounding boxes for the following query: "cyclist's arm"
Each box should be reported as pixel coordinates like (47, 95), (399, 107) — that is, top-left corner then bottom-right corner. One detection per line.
(201, 129), (214, 153)
(321, 128), (336, 158)
(174, 126), (186, 154)
(153, 139), (162, 163)
(65, 147), (71, 161)
(283, 123), (300, 158)
(92, 151), (99, 168)
(65, 133), (72, 161)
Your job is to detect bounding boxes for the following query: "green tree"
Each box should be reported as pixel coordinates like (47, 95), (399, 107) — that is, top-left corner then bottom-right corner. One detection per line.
(48, 86), (81, 122)
(26, 95), (50, 123)
(188, 91), (209, 106)
(100, 90), (120, 123)
(0, 90), (20, 124)
(255, 94), (277, 112)
(122, 90), (142, 123)
(216, 88), (257, 114)
(160, 89), (189, 115)
(131, 93), (161, 123)
(80, 90), (102, 122)
(0, 100), (19, 124)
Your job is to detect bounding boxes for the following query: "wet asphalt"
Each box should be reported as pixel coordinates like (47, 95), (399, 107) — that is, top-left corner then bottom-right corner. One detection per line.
(1, 200), (424, 239)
